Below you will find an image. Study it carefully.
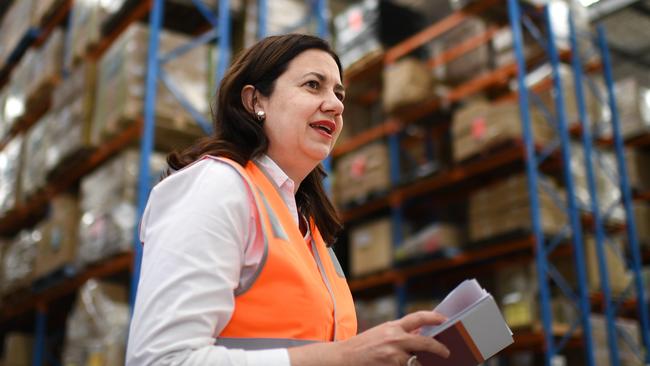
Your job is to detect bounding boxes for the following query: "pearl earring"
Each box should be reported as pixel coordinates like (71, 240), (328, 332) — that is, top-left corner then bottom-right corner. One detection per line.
(256, 110), (266, 121)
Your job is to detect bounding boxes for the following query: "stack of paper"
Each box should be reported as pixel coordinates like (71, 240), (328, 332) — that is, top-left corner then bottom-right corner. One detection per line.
(416, 279), (514, 366)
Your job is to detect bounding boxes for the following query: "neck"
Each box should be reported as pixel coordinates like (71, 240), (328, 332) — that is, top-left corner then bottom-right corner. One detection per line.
(267, 154), (317, 194)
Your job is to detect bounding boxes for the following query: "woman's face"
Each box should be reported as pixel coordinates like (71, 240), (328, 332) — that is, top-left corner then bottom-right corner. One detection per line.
(258, 49), (345, 177)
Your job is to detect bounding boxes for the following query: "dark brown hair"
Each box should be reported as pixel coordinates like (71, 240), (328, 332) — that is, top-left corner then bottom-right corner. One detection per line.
(167, 34), (343, 245)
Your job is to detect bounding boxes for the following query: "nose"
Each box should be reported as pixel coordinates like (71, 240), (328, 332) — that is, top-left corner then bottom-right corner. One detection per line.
(321, 91), (344, 116)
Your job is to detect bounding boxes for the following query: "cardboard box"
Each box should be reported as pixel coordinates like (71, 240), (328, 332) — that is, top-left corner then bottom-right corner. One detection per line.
(334, 142), (390, 206)
(350, 218), (393, 277)
(626, 148), (650, 192)
(33, 195), (80, 279)
(383, 57), (435, 114)
(21, 114), (51, 199)
(334, 0), (382, 69)
(452, 99), (553, 162)
(585, 235), (632, 295)
(1, 333), (33, 366)
(610, 78), (650, 139)
(433, 16), (490, 85)
(495, 264), (537, 329)
(1, 229), (38, 294)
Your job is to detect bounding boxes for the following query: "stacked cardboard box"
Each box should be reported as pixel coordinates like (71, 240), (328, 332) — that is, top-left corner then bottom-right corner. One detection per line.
(334, 142), (390, 207)
(591, 315), (642, 366)
(0, 333), (33, 366)
(495, 263), (537, 330)
(452, 98), (553, 162)
(24, 29), (64, 105)
(433, 16), (491, 85)
(243, 0), (308, 48)
(92, 24), (209, 146)
(585, 235), (632, 296)
(383, 57), (435, 114)
(468, 174), (566, 242)
(68, 0), (126, 63)
(607, 78), (650, 139)
(33, 195), (80, 279)
(349, 217), (393, 278)
(0, 135), (24, 215)
(77, 150), (166, 266)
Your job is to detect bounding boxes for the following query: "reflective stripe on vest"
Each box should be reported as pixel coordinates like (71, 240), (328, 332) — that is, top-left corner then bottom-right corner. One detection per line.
(216, 337), (317, 350)
(208, 157), (357, 348)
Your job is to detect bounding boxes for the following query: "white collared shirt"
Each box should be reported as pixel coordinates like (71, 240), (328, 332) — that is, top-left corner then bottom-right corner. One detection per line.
(126, 155), (298, 366)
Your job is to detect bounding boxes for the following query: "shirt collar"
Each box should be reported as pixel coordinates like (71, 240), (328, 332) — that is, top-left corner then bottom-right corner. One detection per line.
(254, 154), (296, 194)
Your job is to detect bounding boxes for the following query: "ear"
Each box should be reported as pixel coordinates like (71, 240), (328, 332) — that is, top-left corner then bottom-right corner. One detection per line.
(241, 85), (258, 114)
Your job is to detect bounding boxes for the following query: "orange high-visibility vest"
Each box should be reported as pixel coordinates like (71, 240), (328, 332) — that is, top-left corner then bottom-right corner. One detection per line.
(210, 157), (357, 350)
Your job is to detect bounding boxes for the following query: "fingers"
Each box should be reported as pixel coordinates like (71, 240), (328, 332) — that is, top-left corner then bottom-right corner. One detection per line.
(403, 334), (451, 359)
(398, 311), (447, 332)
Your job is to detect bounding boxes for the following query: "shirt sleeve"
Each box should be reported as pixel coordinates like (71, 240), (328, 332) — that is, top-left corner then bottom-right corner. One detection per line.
(126, 159), (291, 366)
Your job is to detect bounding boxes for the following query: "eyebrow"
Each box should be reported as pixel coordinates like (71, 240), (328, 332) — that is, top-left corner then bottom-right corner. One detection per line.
(304, 72), (345, 94)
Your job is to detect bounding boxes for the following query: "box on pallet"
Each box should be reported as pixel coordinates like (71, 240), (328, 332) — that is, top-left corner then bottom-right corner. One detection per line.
(635, 203), (650, 247)
(92, 23), (209, 148)
(468, 174), (566, 242)
(334, 142), (390, 207)
(68, 0), (127, 63)
(0, 0), (36, 65)
(25, 29), (64, 106)
(570, 144), (625, 223)
(242, 0), (308, 49)
(33, 195), (80, 279)
(398, 123), (449, 183)
(495, 263), (537, 329)
(432, 16), (491, 85)
(350, 217), (393, 278)
(0, 135), (24, 216)
(451, 98), (553, 162)
(591, 315), (642, 366)
(62, 279), (129, 366)
(78, 150), (167, 266)
(355, 295), (397, 332)
(44, 62), (97, 174)
(585, 235), (632, 296)
(337, 96), (382, 144)
(626, 148), (650, 192)
(1, 229), (39, 294)
(394, 222), (461, 262)
(383, 57), (435, 114)
(607, 78), (650, 139)
(334, 0), (382, 70)
(1, 333), (33, 366)
(21, 113), (52, 200)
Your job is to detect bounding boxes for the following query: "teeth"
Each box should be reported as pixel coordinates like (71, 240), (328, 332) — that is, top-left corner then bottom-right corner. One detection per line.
(310, 123), (332, 134)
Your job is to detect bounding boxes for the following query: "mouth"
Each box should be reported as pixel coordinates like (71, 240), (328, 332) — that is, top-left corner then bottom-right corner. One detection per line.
(309, 120), (336, 137)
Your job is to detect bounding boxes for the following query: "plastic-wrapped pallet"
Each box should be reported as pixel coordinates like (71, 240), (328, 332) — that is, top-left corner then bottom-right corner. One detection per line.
(591, 315), (642, 366)
(394, 222), (461, 262)
(62, 279), (130, 366)
(26, 28), (64, 103)
(1, 229), (40, 294)
(0, 0), (35, 65)
(0, 135), (24, 215)
(468, 173), (566, 243)
(570, 144), (624, 224)
(451, 98), (553, 162)
(334, 0), (382, 69)
(21, 113), (52, 199)
(243, 0), (308, 48)
(77, 149), (167, 266)
(3, 55), (31, 128)
(91, 23), (209, 145)
(68, 0), (127, 63)
(33, 195), (80, 279)
(606, 78), (650, 139)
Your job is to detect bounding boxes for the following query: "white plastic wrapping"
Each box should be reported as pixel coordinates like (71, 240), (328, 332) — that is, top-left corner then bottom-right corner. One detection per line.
(62, 279), (129, 366)
(0, 135), (24, 215)
(1, 229), (40, 292)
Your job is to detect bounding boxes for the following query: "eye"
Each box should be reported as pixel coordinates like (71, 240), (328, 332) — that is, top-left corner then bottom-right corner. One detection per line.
(335, 92), (345, 102)
(304, 80), (319, 89)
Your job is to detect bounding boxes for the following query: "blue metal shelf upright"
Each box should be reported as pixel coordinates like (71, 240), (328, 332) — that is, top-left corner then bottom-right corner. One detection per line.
(508, 0), (650, 365)
(133, 0), (232, 307)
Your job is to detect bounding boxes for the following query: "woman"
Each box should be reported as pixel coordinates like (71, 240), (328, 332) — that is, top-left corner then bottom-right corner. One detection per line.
(126, 34), (450, 366)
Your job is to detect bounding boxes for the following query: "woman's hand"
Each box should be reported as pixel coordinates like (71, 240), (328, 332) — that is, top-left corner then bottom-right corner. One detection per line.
(288, 311), (450, 366)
